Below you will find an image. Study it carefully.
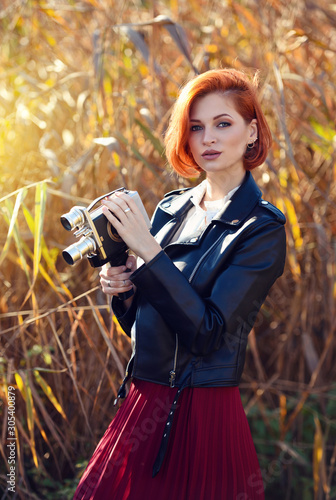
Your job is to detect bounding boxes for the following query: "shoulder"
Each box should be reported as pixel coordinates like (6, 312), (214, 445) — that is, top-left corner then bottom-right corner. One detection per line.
(164, 187), (191, 197)
(257, 199), (286, 224)
(163, 187), (192, 200)
(155, 187), (192, 210)
(150, 187), (190, 225)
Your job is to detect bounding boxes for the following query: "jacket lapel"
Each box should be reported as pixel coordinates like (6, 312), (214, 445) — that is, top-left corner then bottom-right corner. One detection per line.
(153, 190), (194, 247)
(155, 171), (262, 247)
(213, 171), (262, 226)
(154, 219), (181, 247)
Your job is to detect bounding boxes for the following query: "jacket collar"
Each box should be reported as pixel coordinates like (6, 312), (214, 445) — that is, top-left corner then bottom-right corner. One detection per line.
(161, 171), (262, 227)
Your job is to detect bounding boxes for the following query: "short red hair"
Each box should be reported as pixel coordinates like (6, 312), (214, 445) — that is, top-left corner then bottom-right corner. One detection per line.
(164, 68), (272, 178)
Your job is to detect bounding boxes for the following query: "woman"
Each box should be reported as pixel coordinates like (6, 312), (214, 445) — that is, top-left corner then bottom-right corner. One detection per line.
(74, 68), (286, 500)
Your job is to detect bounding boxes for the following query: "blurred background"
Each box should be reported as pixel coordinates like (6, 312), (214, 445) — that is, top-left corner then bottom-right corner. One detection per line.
(0, 0), (335, 498)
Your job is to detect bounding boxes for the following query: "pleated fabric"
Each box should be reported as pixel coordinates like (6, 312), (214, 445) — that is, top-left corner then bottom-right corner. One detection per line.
(74, 379), (265, 500)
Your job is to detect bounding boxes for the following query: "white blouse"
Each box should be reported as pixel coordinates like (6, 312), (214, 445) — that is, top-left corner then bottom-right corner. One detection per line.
(170, 180), (240, 243)
(137, 180), (240, 268)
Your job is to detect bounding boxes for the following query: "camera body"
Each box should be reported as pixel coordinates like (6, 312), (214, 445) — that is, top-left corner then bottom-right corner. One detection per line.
(60, 188), (151, 269)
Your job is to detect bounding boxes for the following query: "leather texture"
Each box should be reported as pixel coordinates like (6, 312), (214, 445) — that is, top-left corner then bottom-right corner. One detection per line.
(112, 171), (286, 390)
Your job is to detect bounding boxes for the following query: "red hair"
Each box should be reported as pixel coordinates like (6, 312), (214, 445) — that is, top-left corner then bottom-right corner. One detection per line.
(164, 68), (272, 178)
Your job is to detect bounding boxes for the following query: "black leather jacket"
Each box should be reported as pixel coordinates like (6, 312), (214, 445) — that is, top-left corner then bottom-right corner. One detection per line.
(112, 171), (286, 393)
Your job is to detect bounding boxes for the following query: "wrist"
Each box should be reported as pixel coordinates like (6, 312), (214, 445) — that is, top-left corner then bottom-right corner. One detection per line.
(139, 240), (162, 264)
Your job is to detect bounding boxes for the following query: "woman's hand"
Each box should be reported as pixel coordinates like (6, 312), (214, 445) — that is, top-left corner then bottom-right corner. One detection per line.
(99, 255), (137, 298)
(101, 191), (162, 263)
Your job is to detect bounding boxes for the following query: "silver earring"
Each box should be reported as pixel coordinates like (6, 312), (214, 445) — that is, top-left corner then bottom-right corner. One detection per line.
(247, 138), (258, 149)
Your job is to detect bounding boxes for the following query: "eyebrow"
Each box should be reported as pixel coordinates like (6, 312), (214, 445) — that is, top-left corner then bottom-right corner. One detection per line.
(189, 113), (233, 122)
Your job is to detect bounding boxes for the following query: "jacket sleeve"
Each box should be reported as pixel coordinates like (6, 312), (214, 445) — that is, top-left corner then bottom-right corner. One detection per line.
(130, 219), (286, 356)
(111, 292), (139, 337)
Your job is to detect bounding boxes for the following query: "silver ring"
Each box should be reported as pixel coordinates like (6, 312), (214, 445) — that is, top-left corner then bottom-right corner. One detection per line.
(123, 280), (126, 286)
(108, 281), (112, 287)
(124, 207), (131, 213)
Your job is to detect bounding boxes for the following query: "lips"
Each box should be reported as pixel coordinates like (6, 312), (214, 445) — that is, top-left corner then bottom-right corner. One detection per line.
(201, 149), (222, 160)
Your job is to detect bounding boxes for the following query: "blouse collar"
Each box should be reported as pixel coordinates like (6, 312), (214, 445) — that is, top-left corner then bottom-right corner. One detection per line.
(190, 180), (241, 211)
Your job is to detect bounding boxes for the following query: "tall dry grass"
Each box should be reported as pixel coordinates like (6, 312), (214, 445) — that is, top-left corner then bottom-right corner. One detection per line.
(0, 0), (335, 498)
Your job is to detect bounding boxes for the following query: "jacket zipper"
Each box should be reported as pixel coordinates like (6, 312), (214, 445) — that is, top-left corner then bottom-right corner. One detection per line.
(166, 231), (228, 387)
(169, 333), (178, 387)
(167, 245), (216, 387)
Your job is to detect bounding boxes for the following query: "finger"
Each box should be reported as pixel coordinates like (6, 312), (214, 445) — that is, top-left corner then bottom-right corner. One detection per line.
(101, 200), (124, 223)
(100, 276), (118, 296)
(103, 196), (132, 217)
(114, 191), (136, 209)
(101, 205), (129, 238)
(102, 278), (132, 289)
(100, 272), (131, 289)
(114, 192), (143, 217)
(126, 255), (137, 272)
(114, 192), (149, 229)
(99, 265), (126, 279)
(101, 284), (118, 297)
(101, 277), (133, 295)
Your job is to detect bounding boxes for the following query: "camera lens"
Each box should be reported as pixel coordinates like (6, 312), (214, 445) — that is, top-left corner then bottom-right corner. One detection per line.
(62, 237), (96, 265)
(60, 208), (85, 231)
(60, 217), (73, 231)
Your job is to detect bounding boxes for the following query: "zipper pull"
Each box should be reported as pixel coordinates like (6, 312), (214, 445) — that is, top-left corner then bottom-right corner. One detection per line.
(169, 370), (176, 388)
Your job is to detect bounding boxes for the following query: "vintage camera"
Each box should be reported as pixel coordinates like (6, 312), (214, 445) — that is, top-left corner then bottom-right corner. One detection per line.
(60, 188), (151, 270)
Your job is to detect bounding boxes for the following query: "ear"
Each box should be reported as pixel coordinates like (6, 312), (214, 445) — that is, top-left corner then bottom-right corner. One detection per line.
(248, 119), (258, 142)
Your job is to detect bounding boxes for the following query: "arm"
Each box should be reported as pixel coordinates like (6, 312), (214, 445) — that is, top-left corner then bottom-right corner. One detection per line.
(111, 291), (139, 337)
(130, 219), (286, 356)
(100, 191), (163, 335)
(99, 256), (138, 337)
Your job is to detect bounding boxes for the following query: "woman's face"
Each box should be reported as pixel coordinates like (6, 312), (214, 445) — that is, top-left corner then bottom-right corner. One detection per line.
(188, 92), (257, 177)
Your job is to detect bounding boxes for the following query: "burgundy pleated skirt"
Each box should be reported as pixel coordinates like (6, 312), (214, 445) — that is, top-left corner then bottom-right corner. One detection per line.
(74, 379), (264, 500)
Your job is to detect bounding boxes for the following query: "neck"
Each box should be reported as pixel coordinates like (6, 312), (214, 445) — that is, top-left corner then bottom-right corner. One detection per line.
(204, 169), (246, 202)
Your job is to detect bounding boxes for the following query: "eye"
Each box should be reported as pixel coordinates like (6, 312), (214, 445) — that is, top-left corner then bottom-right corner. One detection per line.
(190, 125), (202, 132)
(218, 121), (231, 128)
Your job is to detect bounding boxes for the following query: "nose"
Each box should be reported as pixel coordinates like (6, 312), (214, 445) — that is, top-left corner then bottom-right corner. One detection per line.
(202, 128), (216, 145)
